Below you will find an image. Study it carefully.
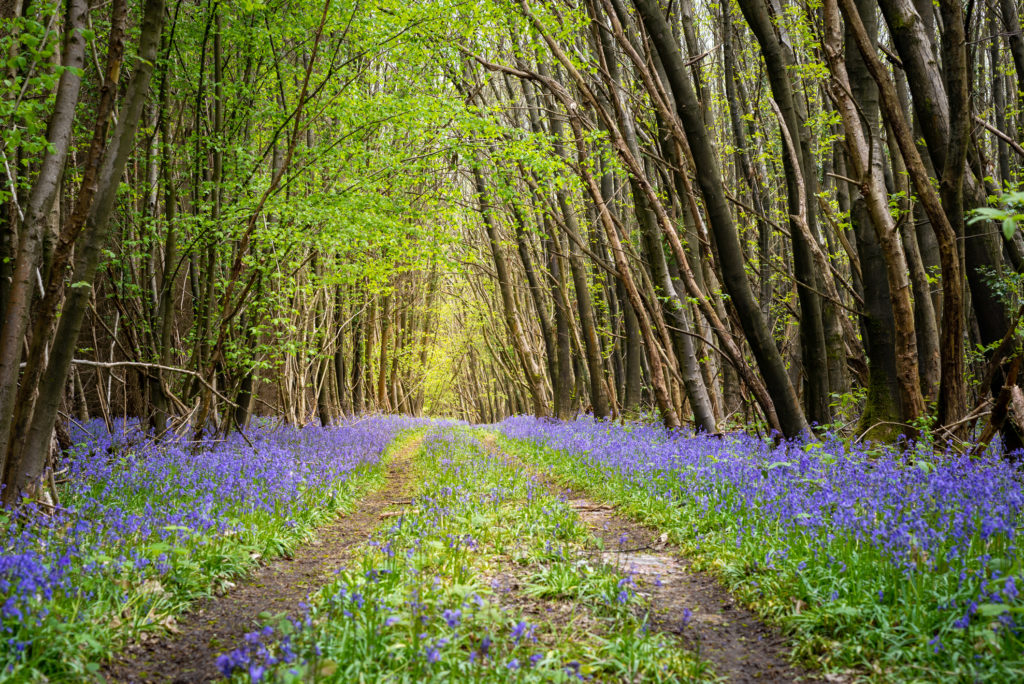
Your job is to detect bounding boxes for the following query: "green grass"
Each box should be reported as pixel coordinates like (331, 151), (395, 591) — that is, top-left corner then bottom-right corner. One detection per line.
(0, 427), (417, 681)
(496, 433), (1024, 683)
(228, 428), (712, 682)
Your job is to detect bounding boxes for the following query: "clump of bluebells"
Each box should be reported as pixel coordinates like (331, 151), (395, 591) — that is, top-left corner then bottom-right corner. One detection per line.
(499, 416), (1024, 680)
(222, 429), (705, 683)
(0, 416), (420, 680)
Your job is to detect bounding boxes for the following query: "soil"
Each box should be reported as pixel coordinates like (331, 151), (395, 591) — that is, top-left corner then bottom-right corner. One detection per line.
(482, 434), (828, 684)
(102, 436), (421, 684)
(103, 431), (839, 683)
(560, 485), (824, 684)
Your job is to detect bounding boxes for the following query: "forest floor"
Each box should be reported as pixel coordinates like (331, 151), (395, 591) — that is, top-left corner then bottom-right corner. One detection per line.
(478, 434), (822, 684)
(104, 429), (822, 683)
(9, 417), (1019, 682)
(103, 436), (422, 683)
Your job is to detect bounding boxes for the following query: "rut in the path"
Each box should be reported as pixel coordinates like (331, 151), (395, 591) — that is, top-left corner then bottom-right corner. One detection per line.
(482, 435), (827, 684)
(557, 486), (826, 684)
(104, 436), (422, 684)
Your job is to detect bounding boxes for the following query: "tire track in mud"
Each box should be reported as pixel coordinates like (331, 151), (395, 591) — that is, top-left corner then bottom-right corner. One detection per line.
(104, 435), (423, 684)
(482, 433), (831, 684)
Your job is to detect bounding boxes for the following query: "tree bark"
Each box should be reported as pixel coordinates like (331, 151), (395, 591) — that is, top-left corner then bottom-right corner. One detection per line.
(631, 0), (808, 437)
(0, 0), (88, 471)
(4, 0), (166, 505)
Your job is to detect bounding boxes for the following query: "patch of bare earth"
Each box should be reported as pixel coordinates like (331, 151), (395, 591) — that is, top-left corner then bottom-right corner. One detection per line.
(103, 436), (422, 684)
(482, 434), (827, 684)
(563, 488), (825, 684)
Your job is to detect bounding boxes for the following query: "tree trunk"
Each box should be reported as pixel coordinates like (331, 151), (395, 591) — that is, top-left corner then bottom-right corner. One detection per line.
(377, 292), (392, 411)
(472, 167), (549, 417)
(0, 0), (88, 471)
(844, 0), (967, 431)
(541, 93), (611, 418)
(632, 0), (808, 437)
(824, 0), (926, 430)
(351, 293), (366, 413)
(1000, 0), (1024, 104)
(546, 223), (576, 419)
(4, 0), (166, 505)
(735, 0), (831, 427)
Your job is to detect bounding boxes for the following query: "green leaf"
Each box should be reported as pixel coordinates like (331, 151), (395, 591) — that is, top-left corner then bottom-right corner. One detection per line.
(977, 603), (1011, 617)
(831, 604), (861, 617)
(967, 207), (1006, 224)
(1003, 217), (1017, 241)
(765, 461), (793, 471)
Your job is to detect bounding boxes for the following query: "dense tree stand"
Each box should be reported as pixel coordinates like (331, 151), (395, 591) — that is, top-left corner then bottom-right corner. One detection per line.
(3, 0), (1024, 680)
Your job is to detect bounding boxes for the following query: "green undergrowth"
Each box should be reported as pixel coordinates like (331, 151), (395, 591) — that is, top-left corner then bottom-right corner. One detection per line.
(225, 428), (712, 682)
(496, 434), (1023, 684)
(0, 427), (418, 681)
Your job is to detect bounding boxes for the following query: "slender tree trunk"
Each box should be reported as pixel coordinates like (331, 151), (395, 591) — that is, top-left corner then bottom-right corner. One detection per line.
(149, 32), (178, 436)
(887, 121), (940, 403)
(878, 0), (1008, 382)
(4, 0), (166, 505)
(542, 95), (611, 418)
(472, 167), (549, 417)
(545, 222), (575, 419)
(566, 131), (679, 427)
(351, 292), (366, 413)
(991, 4), (1012, 185)
(377, 292), (392, 411)
(1000, 0), (1024, 103)
(631, 0), (807, 437)
(735, 0), (831, 427)
(824, 0), (926, 430)
(843, 0), (967, 430)
(0, 0), (88, 470)
(509, 200), (558, 389)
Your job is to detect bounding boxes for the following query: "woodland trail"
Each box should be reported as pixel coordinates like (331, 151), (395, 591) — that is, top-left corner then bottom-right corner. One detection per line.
(103, 435), (422, 684)
(481, 433), (826, 684)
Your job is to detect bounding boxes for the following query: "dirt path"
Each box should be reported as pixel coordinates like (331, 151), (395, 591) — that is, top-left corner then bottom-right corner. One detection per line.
(559, 484), (823, 684)
(482, 434), (824, 684)
(104, 435), (422, 684)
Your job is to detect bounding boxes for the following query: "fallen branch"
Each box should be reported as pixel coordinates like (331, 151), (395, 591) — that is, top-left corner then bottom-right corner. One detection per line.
(69, 359), (237, 408)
